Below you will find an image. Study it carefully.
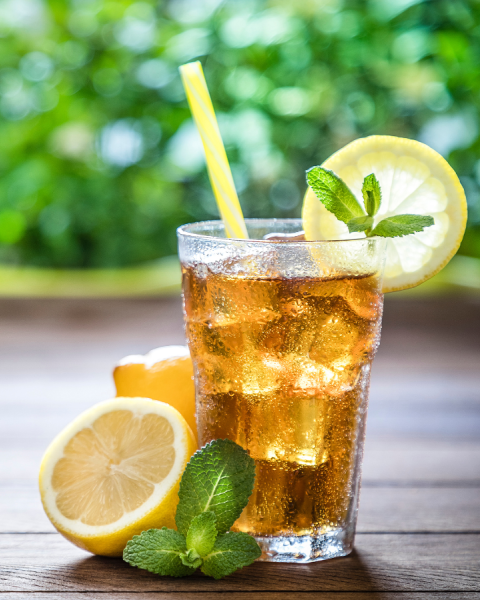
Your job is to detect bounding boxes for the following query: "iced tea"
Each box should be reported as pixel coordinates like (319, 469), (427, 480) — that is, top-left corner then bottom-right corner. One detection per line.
(178, 220), (385, 561)
(183, 269), (382, 531)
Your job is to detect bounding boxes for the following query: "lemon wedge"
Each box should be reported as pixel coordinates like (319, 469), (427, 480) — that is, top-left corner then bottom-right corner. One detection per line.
(39, 397), (197, 556)
(302, 135), (467, 292)
(114, 346), (197, 439)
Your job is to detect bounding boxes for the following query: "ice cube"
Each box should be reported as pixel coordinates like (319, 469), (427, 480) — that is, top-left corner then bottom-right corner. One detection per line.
(342, 276), (383, 321)
(263, 231), (306, 241)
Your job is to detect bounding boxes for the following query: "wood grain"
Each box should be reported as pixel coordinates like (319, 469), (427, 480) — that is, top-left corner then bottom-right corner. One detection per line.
(1, 594), (480, 599)
(3, 439), (480, 486)
(1, 533), (479, 592)
(0, 296), (479, 596)
(2, 485), (479, 534)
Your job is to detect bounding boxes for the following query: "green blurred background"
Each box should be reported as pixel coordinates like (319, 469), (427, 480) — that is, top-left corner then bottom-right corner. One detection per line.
(0, 0), (479, 293)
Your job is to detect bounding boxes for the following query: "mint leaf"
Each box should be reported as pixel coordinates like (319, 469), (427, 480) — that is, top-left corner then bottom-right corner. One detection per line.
(123, 440), (260, 580)
(180, 548), (202, 569)
(123, 528), (195, 578)
(201, 532), (262, 580)
(176, 439), (256, 536)
(371, 214), (434, 238)
(306, 166), (365, 224)
(362, 173), (381, 216)
(347, 215), (374, 234)
(186, 511), (217, 557)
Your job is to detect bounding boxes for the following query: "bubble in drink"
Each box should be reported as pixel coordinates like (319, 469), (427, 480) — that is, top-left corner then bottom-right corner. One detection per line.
(182, 263), (383, 538)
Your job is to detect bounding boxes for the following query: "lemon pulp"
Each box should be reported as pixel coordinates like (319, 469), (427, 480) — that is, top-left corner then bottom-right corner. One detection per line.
(52, 410), (175, 526)
(39, 397), (196, 556)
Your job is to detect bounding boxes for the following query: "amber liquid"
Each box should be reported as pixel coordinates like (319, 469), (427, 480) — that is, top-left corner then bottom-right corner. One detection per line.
(182, 265), (383, 538)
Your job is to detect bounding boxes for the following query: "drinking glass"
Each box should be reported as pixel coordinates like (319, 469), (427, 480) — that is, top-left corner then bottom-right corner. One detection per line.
(178, 219), (386, 563)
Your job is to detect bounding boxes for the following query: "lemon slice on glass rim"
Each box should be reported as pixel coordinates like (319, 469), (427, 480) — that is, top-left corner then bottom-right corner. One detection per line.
(302, 135), (468, 293)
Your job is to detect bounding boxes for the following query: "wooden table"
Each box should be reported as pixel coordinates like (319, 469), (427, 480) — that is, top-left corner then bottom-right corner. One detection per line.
(1, 295), (479, 599)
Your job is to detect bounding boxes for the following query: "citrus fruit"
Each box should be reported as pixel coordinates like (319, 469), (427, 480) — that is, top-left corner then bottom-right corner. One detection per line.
(39, 397), (197, 556)
(302, 135), (467, 292)
(114, 345), (197, 439)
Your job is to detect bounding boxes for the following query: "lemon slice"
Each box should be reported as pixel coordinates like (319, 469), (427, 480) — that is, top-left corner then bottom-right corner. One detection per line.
(39, 397), (197, 556)
(302, 135), (467, 292)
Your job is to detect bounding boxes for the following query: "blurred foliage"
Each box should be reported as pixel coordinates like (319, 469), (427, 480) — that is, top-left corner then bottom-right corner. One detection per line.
(0, 0), (479, 268)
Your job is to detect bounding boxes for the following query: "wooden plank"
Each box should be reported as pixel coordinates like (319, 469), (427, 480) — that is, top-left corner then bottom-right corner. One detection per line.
(3, 439), (479, 486)
(362, 438), (480, 485)
(1, 299), (479, 488)
(1, 297), (479, 595)
(0, 297), (479, 376)
(2, 485), (479, 534)
(1, 533), (479, 592)
(3, 375), (480, 442)
(0, 487), (54, 533)
(0, 298), (186, 355)
(358, 487), (480, 532)
(0, 296), (478, 338)
(1, 594), (479, 599)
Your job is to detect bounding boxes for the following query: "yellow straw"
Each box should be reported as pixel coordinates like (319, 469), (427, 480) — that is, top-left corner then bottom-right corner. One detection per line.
(179, 61), (249, 239)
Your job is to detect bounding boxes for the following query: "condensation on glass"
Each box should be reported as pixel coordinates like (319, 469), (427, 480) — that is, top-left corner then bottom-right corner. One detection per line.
(178, 219), (386, 563)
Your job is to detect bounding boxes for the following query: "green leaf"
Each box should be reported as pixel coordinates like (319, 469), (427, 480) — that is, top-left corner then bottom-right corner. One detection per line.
(306, 166), (365, 224)
(201, 532), (262, 580)
(123, 528), (195, 578)
(186, 511), (218, 557)
(362, 173), (382, 216)
(371, 214), (435, 238)
(176, 439), (256, 536)
(180, 548), (202, 569)
(347, 215), (374, 234)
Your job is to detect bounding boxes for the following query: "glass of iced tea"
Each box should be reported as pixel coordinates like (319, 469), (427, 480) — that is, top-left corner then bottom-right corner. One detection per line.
(178, 219), (386, 563)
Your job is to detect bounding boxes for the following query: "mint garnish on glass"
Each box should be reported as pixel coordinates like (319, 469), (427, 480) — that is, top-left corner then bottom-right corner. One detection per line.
(123, 439), (261, 580)
(306, 167), (434, 238)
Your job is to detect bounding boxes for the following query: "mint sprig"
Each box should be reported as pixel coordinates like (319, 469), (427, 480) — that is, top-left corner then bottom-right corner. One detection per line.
(201, 531), (263, 580)
(186, 511), (218, 558)
(370, 214), (435, 237)
(362, 172), (382, 217)
(123, 439), (261, 579)
(176, 437), (255, 536)
(306, 167), (434, 238)
(123, 528), (195, 578)
(346, 215), (374, 233)
(306, 166), (364, 224)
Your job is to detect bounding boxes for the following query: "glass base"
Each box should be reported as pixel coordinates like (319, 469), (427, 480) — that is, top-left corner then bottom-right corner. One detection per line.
(255, 529), (354, 563)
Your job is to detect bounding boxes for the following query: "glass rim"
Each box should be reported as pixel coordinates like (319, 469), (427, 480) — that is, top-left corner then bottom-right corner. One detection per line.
(177, 219), (383, 245)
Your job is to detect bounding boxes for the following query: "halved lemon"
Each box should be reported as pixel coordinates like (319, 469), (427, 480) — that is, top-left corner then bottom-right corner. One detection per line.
(39, 397), (197, 556)
(302, 136), (467, 292)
